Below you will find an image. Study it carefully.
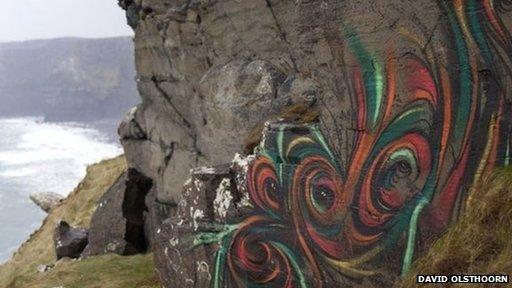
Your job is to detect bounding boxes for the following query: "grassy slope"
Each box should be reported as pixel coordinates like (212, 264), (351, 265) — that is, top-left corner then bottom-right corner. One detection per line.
(10, 254), (159, 288)
(0, 156), (160, 288)
(398, 168), (512, 287)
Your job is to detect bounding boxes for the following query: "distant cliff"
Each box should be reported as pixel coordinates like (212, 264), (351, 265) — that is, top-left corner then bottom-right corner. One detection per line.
(0, 37), (138, 122)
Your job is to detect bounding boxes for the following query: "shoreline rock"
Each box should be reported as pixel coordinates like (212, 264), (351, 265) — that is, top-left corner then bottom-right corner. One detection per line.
(29, 192), (63, 213)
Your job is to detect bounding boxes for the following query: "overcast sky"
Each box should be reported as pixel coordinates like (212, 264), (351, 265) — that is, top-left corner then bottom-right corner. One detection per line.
(0, 0), (133, 42)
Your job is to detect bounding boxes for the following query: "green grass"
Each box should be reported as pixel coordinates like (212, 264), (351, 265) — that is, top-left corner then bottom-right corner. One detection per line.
(7, 254), (160, 288)
(397, 168), (512, 287)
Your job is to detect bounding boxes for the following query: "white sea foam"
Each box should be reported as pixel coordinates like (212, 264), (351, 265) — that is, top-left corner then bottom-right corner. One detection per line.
(0, 117), (122, 262)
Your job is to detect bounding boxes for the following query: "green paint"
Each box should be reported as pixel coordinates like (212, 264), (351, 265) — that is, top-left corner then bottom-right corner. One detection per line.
(402, 197), (429, 275)
(312, 125), (338, 164)
(192, 224), (239, 247)
(213, 238), (230, 288)
(444, 1), (473, 155)
(270, 241), (309, 288)
(389, 148), (416, 163)
(277, 126), (285, 184)
(373, 105), (432, 153)
(374, 60), (384, 125)
(506, 140), (510, 166)
(344, 26), (384, 130)
(467, 0), (494, 67)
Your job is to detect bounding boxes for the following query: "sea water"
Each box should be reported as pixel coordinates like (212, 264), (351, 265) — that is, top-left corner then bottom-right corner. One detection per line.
(0, 117), (122, 262)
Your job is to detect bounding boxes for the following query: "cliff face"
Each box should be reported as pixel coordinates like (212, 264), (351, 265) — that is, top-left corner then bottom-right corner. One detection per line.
(0, 37), (138, 122)
(118, 1), (512, 287)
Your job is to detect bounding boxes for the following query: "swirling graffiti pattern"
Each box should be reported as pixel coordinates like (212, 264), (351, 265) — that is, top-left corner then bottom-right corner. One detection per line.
(192, 0), (512, 287)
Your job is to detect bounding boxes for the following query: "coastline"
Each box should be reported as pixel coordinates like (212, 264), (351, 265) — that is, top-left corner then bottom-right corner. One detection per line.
(0, 117), (123, 263)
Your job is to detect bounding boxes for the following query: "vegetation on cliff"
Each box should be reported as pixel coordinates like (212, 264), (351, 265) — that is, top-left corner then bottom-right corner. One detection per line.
(0, 156), (159, 288)
(398, 168), (512, 287)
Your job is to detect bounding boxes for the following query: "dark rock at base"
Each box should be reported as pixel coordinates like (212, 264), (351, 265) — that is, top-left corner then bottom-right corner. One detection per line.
(54, 221), (88, 260)
(81, 168), (153, 257)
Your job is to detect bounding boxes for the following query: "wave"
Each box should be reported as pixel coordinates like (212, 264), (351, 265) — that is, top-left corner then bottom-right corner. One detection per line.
(0, 117), (122, 195)
(0, 117), (123, 262)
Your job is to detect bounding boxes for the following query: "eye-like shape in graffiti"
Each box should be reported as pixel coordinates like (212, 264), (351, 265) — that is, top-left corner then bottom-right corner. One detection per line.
(357, 135), (431, 228)
(290, 144), (347, 259)
(247, 156), (282, 214)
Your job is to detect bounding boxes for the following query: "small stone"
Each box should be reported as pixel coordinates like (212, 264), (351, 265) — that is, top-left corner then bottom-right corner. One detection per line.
(29, 192), (63, 213)
(36, 264), (52, 273)
(54, 221), (88, 260)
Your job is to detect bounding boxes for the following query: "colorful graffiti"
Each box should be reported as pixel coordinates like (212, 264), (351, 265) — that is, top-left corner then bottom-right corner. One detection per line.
(192, 0), (512, 286)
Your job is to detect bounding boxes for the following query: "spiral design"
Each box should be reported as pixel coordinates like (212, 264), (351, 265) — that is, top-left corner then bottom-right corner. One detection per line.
(247, 157), (281, 213)
(351, 133), (431, 243)
(226, 216), (307, 288)
(202, 6), (512, 284)
(290, 155), (348, 259)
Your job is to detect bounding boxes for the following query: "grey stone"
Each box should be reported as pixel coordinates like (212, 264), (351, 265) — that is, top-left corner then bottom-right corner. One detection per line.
(197, 60), (288, 166)
(152, 157), (253, 288)
(36, 263), (54, 273)
(29, 192), (63, 213)
(53, 221), (88, 260)
(81, 169), (153, 257)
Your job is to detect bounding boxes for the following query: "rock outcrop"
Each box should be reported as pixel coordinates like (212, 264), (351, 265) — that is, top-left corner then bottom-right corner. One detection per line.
(118, 0), (512, 287)
(152, 159), (252, 287)
(29, 192), (63, 213)
(53, 221), (88, 260)
(82, 169), (153, 257)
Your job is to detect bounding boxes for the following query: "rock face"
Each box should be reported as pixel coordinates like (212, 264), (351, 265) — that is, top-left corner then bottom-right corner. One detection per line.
(82, 169), (153, 257)
(152, 160), (251, 287)
(29, 192), (63, 213)
(54, 221), (88, 260)
(118, 0), (512, 287)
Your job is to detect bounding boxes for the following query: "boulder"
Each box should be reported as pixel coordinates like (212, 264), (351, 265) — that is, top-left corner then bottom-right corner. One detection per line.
(81, 168), (153, 257)
(29, 192), (63, 213)
(54, 221), (88, 260)
(197, 60), (288, 165)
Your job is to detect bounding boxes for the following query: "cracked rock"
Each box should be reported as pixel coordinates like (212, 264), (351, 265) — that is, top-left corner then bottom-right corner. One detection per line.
(81, 169), (153, 257)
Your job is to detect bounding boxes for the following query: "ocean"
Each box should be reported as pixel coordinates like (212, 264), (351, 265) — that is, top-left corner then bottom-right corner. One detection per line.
(0, 117), (123, 263)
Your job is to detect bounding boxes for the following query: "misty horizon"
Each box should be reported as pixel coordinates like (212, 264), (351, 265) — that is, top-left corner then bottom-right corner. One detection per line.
(0, 35), (133, 45)
(0, 0), (132, 42)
